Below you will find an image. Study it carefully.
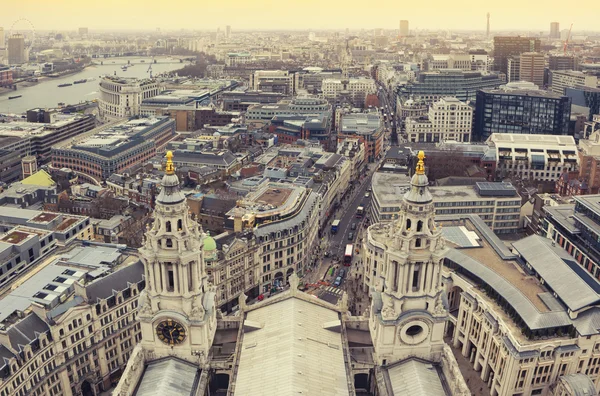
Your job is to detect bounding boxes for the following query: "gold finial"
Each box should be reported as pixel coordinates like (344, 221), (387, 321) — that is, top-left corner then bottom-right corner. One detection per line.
(415, 151), (426, 175)
(165, 151), (175, 175)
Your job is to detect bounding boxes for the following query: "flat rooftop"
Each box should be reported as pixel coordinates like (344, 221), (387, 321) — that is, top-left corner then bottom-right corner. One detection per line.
(372, 172), (411, 206)
(256, 187), (293, 208)
(489, 133), (576, 147)
(440, 218), (550, 314)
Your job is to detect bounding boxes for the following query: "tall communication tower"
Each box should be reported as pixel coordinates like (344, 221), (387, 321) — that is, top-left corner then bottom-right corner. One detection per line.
(487, 13), (490, 38)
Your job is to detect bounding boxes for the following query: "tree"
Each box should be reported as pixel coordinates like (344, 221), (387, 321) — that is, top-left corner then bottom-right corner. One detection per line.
(425, 150), (473, 182)
(120, 214), (152, 248)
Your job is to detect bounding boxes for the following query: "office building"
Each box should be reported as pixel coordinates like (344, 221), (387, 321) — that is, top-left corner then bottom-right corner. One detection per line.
(566, 86), (600, 122)
(339, 113), (384, 162)
(0, 149), (22, 184)
(398, 70), (504, 103)
(0, 207), (94, 286)
(370, 171), (521, 233)
(7, 34), (25, 65)
(573, 130), (600, 194)
(550, 70), (598, 95)
(0, 66), (12, 87)
(250, 70), (296, 95)
(0, 27), (5, 49)
(549, 55), (578, 71)
(550, 22), (560, 39)
(78, 27), (88, 36)
(225, 52), (252, 66)
(405, 97), (473, 143)
(0, 243), (144, 396)
(51, 117), (175, 181)
(225, 25), (231, 38)
(486, 13), (490, 37)
(0, 114), (96, 163)
(488, 133), (579, 182)
(399, 20), (409, 36)
(423, 54), (473, 71)
(221, 90), (288, 112)
(245, 96), (331, 125)
(493, 36), (541, 74)
(298, 68), (343, 94)
(507, 56), (520, 82)
(543, 194), (600, 277)
(98, 76), (160, 121)
(321, 77), (377, 107)
(519, 52), (545, 87)
(268, 114), (332, 149)
(474, 88), (571, 141)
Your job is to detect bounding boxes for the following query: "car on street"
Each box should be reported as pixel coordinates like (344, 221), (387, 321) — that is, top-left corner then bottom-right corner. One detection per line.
(364, 192), (370, 198)
(338, 269), (346, 278)
(348, 232), (354, 240)
(351, 223), (356, 230)
(333, 276), (342, 287)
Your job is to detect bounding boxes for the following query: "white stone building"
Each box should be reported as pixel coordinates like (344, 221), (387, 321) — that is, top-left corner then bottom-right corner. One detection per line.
(405, 97), (473, 143)
(550, 70), (598, 95)
(321, 77), (377, 107)
(98, 76), (160, 121)
(487, 133), (579, 182)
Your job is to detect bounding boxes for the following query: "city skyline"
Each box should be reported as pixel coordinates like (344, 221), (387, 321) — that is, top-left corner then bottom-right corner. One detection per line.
(1, 0), (596, 31)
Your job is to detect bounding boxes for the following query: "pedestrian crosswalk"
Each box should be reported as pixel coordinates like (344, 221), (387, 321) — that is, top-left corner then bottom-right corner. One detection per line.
(326, 286), (343, 294)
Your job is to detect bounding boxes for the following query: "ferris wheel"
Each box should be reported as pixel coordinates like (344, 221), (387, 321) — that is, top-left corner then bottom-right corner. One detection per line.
(9, 18), (36, 51)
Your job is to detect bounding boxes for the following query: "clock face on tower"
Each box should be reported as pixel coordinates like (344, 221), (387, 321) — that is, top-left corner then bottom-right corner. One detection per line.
(156, 319), (186, 345)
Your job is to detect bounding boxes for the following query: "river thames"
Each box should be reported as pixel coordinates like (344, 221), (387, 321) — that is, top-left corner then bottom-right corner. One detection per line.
(0, 58), (186, 114)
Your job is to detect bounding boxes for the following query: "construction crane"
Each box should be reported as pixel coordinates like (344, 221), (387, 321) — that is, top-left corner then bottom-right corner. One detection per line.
(563, 23), (573, 55)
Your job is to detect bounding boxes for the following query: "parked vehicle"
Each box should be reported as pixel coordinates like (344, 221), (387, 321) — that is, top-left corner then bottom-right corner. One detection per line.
(338, 269), (346, 278)
(333, 276), (342, 287)
(351, 223), (356, 230)
(348, 232), (354, 241)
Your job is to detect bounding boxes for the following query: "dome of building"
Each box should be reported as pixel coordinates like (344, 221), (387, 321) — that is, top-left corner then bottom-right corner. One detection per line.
(203, 233), (217, 252)
(203, 232), (217, 261)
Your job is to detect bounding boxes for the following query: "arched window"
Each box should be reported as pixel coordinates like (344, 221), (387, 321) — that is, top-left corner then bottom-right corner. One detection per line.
(166, 239), (173, 248)
(417, 221), (423, 232)
(177, 219), (182, 230)
(415, 238), (422, 248)
(166, 221), (172, 232)
(406, 219), (412, 230)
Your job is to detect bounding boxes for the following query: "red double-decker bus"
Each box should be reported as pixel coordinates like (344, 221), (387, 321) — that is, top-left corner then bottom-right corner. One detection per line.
(344, 244), (353, 266)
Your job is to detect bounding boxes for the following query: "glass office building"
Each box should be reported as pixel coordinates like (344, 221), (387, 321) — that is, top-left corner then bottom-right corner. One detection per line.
(474, 89), (572, 141)
(397, 70), (504, 103)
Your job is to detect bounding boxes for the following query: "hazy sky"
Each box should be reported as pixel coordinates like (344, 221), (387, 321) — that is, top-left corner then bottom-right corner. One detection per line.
(1, 0), (597, 32)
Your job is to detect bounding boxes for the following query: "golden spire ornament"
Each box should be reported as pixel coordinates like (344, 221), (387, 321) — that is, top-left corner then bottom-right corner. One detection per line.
(165, 151), (175, 175)
(415, 151), (426, 175)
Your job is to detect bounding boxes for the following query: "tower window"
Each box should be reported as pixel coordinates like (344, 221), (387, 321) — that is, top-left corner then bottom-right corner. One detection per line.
(415, 238), (421, 248)
(178, 219), (183, 231)
(406, 219), (411, 230)
(167, 269), (174, 292)
(412, 264), (420, 290)
(392, 261), (399, 292)
(417, 221), (423, 232)
(166, 221), (172, 232)
(166, 239), (173, 248)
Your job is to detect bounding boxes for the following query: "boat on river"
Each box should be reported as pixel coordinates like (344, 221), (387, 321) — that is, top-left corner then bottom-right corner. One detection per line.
(58, 83), (73, 87)
(8, 95), (22, 100)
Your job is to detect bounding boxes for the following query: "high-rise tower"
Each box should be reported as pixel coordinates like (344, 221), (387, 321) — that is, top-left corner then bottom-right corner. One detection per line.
(136, 151), (216, 363)
(399, 20), (409, 37)
(550, 22), (560, 39)
(368, 151), (449, 365)
(487, 13), (491, 38)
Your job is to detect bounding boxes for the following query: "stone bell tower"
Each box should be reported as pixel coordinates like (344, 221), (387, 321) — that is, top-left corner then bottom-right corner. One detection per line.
(368, 151), (449, 365)
(137, 151), (216, 364)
